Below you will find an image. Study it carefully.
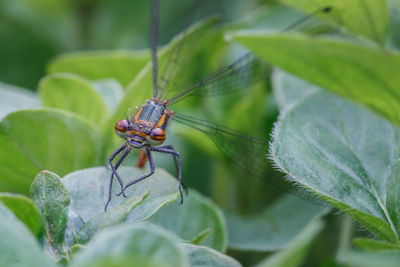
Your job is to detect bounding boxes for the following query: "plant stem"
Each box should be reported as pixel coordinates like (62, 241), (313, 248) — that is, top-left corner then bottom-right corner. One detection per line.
(336, 213), (353, 261)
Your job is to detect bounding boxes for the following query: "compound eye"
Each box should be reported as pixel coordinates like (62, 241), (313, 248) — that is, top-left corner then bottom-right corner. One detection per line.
(115, 120), (130, 138)
(149, 128), (166, 143)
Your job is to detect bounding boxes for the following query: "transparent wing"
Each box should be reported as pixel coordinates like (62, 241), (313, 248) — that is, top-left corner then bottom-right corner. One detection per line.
(171, 112), (267, 177)
(171, 113), (323, 204)
(157, 0), (213, 100)
(166, 53), (268, 105)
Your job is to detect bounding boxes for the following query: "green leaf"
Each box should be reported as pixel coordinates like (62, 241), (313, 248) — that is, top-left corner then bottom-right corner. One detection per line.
(39, 73), (108, 123)
(183, 243), (242, 267)
(62, 167), (180, 223)
(270, 90), (400, 242)
(148, 190), (227, 252)
(69, 223), (189, 267)
(0, 82), (40, 119)
(353, 238), (400, 252)
(254, 219), (324, 267)
(30, 170), (70, 255)
(47, 50), (150, 87)
(77, 191), (148, 243)
(0, 109), (103, 194)
(339, 249), (400, 267)
(92, 79), (124, 113)
(0, 192), (42, 237)
(191, 228), (213, 245)
(272, 69), (320, 110)
(279, 0), (389, 44)
(0, 202), (56, 267)
(226, 195), (327, 251)
(232, 33), (400, 127)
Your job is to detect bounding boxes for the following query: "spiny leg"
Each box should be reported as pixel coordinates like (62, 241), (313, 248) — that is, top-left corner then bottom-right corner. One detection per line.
(112, 149), (131, 198)
(154, 145), (187, 195)
(122, 146), (155, 192)
(105, 143), (127, 211)
(150, 145), (183, 203)
(109, 144), (130, 198)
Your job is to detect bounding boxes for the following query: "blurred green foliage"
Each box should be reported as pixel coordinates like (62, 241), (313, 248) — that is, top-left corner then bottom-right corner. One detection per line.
(1, 0), (400, 266)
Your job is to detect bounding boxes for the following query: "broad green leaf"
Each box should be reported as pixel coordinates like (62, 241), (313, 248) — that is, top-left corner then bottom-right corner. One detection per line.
(255, 219), (324, 267)
(62, 167), (179, 223)
(0, 192), (42, 237)
(339, 249), (400, 267)
(272, 69), (319, 110)
(47, 50), (150, 87)
(280, 0), (389, 44)
(104, 17), (219, 155)
(77, 191), (148, 243)
(0, 108), (103, 194)
(353, 238), (400, 252)
(92, 79), (124, 113)
(270, 90), (400, 242)
(39, 73), (108, 123)
(0, 82), (40, 119)
(183, 243), (242, 267)
(0, 202), (56, 267)
(70, 223), (189, 267)
(30, 170), (70, 255)
(232, 33), (400, 127)
(148, 190), (227, 252)
(226, 195), (327, 251)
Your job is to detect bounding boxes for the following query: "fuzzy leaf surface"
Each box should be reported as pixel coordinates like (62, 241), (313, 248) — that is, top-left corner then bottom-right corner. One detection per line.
(39, 73), (108, 123)
(271, 90), (400, 242)
(0, 82), (40, 119)
(47, 50), (150, 87)
(69, 223), (189, 267)
(232, 33), (400, 127)
(62, 167), (179, 224)
(226, 195), (327, 251)
(0, 193), (42, 237)
(280, 0), (388, 43)
(0, 203), (56, 267)
(255, 219), (324, 267)
(148, 190), (227, 252)
(0, 109), (102, 193)
(183, 244), (242, 267)
(30, 170), (70, 254)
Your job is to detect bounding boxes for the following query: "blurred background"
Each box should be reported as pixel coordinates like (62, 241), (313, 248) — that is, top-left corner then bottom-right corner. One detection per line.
(0, 0), (319, 89)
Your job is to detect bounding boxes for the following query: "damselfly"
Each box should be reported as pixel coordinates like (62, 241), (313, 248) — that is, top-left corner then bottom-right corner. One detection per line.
(105, 0), (332, 211)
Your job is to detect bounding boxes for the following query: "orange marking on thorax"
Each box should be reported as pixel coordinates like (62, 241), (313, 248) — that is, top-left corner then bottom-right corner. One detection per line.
(130, 130), (148, 138)
(134, 107), (143, 122)
(154, 113), (166, 128)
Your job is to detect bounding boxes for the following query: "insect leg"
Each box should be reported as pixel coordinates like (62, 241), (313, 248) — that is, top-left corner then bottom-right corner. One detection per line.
(112, 149), (131, 198)
(154, 145), (187, 195)
(106, 143), (128, 211)
(109, 145), (130, 198)
(123, 146), (155, 191)
(150, 146), (183, 204)
(105, 149), (130, 210)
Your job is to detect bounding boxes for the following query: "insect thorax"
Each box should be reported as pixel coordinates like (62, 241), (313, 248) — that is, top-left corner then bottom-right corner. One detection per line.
(127, 100), (169, 146)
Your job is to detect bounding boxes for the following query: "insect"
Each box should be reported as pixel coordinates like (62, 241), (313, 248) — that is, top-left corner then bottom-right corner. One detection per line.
(105, 0), (333, 211)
